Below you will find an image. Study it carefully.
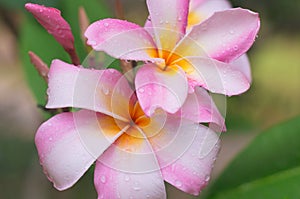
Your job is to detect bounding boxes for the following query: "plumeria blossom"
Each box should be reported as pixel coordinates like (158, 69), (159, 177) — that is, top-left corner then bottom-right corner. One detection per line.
(85, 0), (260, 116)
(36, 59), (223, 198)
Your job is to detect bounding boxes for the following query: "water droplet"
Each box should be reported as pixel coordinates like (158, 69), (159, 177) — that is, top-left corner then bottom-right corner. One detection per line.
(100, 194), (104, 199)
(165, 20), (169, 24)
(205, 175), (210, 182)
(175, 180), (182, 187)
(100, 175), (106, 183)
(89, 40), (97, 46)
(49, 137), (53, 141)
(104, 22), (109, 27)
(132, 182), (141, 191)
(102, 86), (109, 95)
(229, 30), (235, 34)
(124, 175), (130, 182)
(178, 16), (182, 21)
(159, 20), (164, 24)
(233, 45), (239, 51)
(146, 194), (150, 198)
(138, 88), (145, 93)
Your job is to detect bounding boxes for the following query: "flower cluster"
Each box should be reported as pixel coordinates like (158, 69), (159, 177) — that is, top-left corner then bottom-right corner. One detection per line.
(26, 0), (260, 198)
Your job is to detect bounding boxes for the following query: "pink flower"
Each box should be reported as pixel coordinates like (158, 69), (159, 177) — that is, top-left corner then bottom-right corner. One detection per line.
(85, 0), (260, 116)
(36, 59), (223, 198)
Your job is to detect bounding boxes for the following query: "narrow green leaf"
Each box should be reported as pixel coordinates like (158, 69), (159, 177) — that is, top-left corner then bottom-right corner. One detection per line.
(206, 116), (300, 198)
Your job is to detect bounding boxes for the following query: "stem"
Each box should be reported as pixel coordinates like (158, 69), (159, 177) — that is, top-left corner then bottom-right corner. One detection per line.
(115, 0), (125, 19)
(66, 48), (81, 66)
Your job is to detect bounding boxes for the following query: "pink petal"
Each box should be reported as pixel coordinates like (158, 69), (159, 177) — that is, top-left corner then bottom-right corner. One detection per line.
(176, 8), (260, 63)
(143, 114), (220, 195)
(95, 127), (166, 199)
(230, 54), (252, 82)
(46, 59), (134, 121)
(85, 19), (160, 61)
(180, 56), (250, 95)
(146, 0), (189, 52)
(160, 125), (220, 195)
(135, 63), (188, 116)
(189, 0), (231, 22)
(35, 110), (125, 190)
(176, 87), (226, 132)
(25, 3), (75, 52)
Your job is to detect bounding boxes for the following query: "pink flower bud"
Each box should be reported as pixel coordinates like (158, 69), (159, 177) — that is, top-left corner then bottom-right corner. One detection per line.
(25, 3), (80, 65)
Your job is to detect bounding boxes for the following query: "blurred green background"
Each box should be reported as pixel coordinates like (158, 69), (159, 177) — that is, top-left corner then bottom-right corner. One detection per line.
(0, 0), (299, 198)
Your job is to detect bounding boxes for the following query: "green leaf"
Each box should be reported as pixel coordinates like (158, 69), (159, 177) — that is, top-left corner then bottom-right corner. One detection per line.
(212, 166), (300, 199)
(205, 116), (300, 198)
(20, 0), (111, 107)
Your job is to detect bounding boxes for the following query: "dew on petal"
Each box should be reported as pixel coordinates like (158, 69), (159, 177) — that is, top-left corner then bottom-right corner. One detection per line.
(205, 175), (211, 182)
(89, 40), (97, 46)
(124, 175), (130, 182)
(138, 88), (145, 93)
(100, 175), (106, 183)
(175, 180), (182, 187)
(102, 86), (110, 95)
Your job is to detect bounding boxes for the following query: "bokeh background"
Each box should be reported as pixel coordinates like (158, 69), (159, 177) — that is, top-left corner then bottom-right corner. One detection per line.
(0, 0), (299, 198)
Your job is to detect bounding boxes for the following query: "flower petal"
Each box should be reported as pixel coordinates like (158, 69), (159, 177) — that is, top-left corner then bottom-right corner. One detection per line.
(35, 110), (125, 190)
(146, 0), (189, 52)
(160, 125), (220, 195)
(230, 54), (252, 82)
(175, 8), (260, 63)
(46, 59), (133, 121)
(178, 56), (250, 95)
(94, 161), (166, 199)
(85, 19), (160, 61)
(135, 63), (188, 116)
(143, 114), (220, 195)
(94, 127), (166, 199)
(176, 87), (226, 132)
(188, 0), (231, 28)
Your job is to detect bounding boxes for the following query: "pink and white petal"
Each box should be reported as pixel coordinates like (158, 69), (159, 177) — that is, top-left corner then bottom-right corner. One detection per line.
(182, 56), (250, 96)
(190, 0), (231, 21)
(161, 125), (220, 195)
(46, 59), (133, 121)
(135, 63), (188, 116)
(230, 54), (252, 82)
(143, 114), (220, 195)
(177, 8), (260, 62)
(146, 0), (189, 52)
(176, 87), (226, 132)
(35, 110), (125, 190)
(94, 161), (166, 199)
(95, 127), (166, 199)
(85, 19), (159, 61)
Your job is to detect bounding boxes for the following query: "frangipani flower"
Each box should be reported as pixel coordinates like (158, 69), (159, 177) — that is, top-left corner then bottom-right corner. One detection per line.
(85, 0), (260, 116)
(36, 59), (223, 198)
